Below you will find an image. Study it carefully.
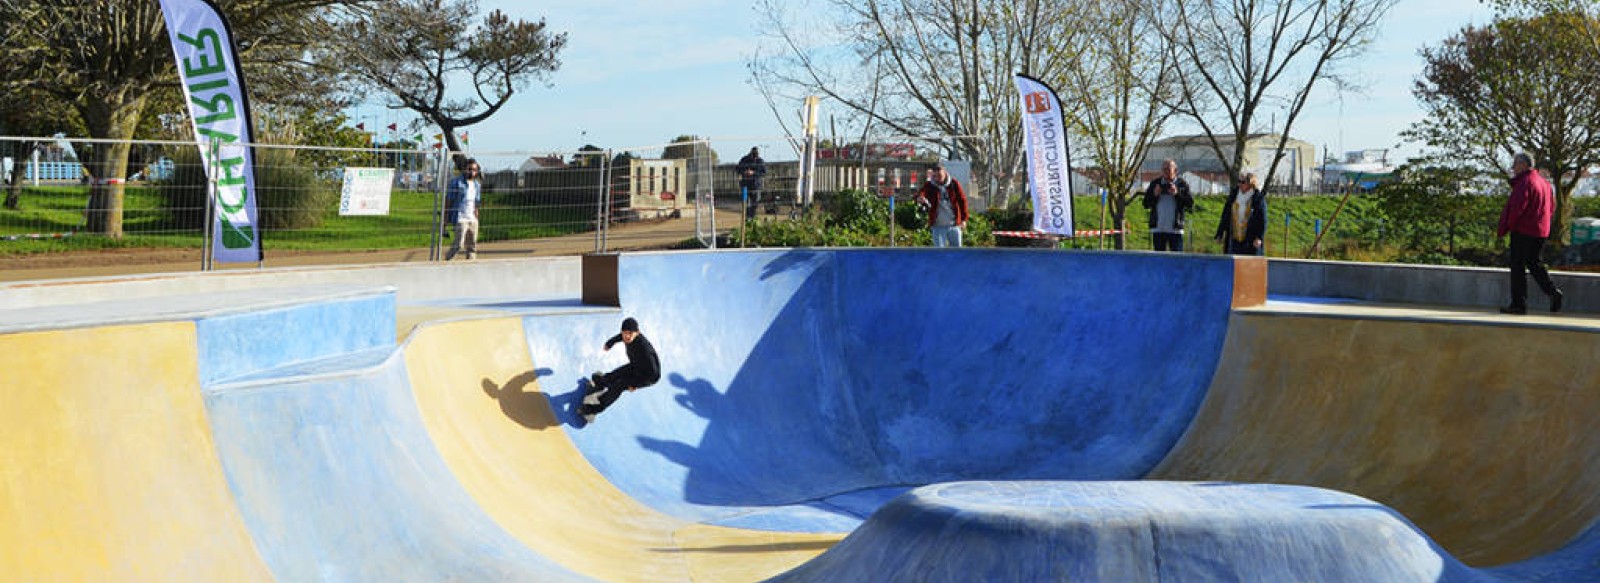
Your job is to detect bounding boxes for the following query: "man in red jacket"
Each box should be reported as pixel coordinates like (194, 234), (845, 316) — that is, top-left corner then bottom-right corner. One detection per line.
(1496, 152), (1564, 315)
(917, 162), (969, 247)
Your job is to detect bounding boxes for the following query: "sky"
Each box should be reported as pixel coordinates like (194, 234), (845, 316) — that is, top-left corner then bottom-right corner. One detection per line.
(351, 0), (1496, 168)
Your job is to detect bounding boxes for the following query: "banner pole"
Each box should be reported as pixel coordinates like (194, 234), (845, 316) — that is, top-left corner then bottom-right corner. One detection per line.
(203, 139), (220, 271)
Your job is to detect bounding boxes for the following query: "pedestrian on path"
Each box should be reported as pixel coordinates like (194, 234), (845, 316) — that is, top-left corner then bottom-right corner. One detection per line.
(1496, 152), (1563, 315)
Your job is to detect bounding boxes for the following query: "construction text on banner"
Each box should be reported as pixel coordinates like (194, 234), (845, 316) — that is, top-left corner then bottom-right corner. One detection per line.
(1014, 74), (1074, 236)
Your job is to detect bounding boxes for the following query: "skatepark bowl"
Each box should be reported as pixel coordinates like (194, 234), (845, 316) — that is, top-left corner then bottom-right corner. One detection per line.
(6, 248), (1600, 581)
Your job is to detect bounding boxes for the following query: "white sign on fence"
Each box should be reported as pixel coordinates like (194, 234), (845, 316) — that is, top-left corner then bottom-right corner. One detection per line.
(339, 167), (395, 216)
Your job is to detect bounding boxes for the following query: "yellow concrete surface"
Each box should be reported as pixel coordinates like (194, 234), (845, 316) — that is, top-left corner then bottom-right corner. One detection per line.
(1152, 312), (1600, 566)
(395, 305), (503, 341)
(0, 324), (272, 582)
(402, 317), (840, 582)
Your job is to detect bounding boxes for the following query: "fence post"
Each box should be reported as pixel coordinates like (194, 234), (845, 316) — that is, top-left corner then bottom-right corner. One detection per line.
(430, 146), (448, 261)
(594, 149), (613, 253)
(703, 140), (716, 249)
(202, 140), (218, 271)
(1283, 212), (1292, 257)
(591, 151), (605, 254)
(889, 192), (897, 248)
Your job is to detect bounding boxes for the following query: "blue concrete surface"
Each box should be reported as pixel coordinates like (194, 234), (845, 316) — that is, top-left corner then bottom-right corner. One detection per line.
(154, 250), (1600, 581)
(202, 357), (589, 582)
(770, 481), (1486, 583)
(526, 250), (1237, 531)
(197, 291), (395, 384)
(1488, 525), (1600, 582)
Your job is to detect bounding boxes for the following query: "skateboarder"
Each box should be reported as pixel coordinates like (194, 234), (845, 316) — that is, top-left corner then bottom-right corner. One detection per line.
(581, 317), (660, 424)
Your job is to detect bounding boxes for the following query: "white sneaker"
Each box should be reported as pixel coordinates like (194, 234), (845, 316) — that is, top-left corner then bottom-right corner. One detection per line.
(583, 391), (602, 406)
(582, 412), (597, 424)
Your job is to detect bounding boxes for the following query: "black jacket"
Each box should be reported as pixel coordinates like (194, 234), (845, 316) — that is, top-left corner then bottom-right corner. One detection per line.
(736, 154), (767, 189)
(1142, 177), (1195, 230)
(1215, 187), (1267, 251)
(606, 333), (661, 385)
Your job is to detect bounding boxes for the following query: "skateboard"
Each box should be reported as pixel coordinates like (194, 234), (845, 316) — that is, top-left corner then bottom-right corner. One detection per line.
(578, 372), (605, 425)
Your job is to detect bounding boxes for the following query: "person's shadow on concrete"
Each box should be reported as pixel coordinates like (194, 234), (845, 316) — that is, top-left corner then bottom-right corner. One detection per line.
(637, 373), (723, 467)
(481, 368), (561, 430)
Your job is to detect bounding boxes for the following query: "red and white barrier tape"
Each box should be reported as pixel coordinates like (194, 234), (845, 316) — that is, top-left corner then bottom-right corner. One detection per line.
(993, 230), (1125, 239)
(2, 230), (76, 242)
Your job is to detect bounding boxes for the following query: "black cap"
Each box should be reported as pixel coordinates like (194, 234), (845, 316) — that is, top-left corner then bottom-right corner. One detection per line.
(621, 317), (639, 332)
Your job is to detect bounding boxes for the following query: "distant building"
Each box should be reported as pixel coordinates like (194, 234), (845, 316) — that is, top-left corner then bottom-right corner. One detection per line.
(815, 142), (921, 162)
(627, 158), (687, 216)
(1142, 133), (1317, 191)
(518, 155), (568, 173)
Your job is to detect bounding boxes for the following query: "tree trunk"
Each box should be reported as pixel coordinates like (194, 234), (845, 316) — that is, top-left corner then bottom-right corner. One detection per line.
(79, 93), (148, 238)
(1111, 202), (1128, 250)
(436, 121), (465, 171)
(1553, 180), (1574, 247)
(3, 143), (28, 210)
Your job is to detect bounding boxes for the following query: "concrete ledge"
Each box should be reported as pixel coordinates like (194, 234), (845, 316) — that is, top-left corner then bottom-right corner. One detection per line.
(582, 253), (619, 307)
(1232, 256), (1268, 308)
(0, 257), (582, 310)
(0, 284), (393, 335)
(774, 481), (1476, 582)
(1269, 258), (1600, 313)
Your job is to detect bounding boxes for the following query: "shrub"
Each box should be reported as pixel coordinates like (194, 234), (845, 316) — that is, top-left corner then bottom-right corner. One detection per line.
(157, 147), (337, 231)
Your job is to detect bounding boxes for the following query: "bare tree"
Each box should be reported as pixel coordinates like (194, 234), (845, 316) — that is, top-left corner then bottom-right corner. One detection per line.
(1053, 0), (1178, 248)
(752, 0), (1083, 206)
(320, 0), (566, 168)
(1150, 0), (1396, 189)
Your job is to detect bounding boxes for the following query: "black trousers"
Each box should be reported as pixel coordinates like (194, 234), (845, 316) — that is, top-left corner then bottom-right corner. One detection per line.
(1508, 232), (1558, 308)
(1225, 239), (1263, 256)
(1153, 232), (1184, 252)
(583, 366), (658, 415)
(743, 185), (761, 218)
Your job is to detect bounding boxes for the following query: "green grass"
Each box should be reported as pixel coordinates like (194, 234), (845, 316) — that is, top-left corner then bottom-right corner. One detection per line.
(0, 184), (593, 256)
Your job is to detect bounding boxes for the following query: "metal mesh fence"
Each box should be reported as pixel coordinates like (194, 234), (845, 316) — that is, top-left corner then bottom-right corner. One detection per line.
(6, 133), (1530, 272)
(0, 136), (723, 260)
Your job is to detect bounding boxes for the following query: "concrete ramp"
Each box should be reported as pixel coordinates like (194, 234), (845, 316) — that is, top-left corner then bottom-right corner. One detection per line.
(1152, 309), (1600, 567)
(543, 250), (1240, 526)
(402, 316), (839, 581)
(9, 250), (1600, 581)
(0, 323), (272, 581)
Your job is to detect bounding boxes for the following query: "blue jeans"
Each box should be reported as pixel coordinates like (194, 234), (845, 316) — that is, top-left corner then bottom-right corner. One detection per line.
(932, 226), (963, 248)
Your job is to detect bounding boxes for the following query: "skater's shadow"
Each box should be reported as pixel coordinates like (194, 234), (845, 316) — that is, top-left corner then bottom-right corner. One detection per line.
(481, 368), (560, 430)
(638, 373), (724, 466)
(665, 372), (722, 420)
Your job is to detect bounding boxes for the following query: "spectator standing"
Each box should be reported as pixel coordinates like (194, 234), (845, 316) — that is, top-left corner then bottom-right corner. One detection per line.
(1215, 173), (1267, 255)
(444, 158), (482, 261)
(1143, 159), (1195, 252)
(737, 147), (767, 219)
(917, 162), (969, 248)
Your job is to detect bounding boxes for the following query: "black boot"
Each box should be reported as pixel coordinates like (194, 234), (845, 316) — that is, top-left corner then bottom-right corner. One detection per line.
(1551, 288), (1565, 313)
